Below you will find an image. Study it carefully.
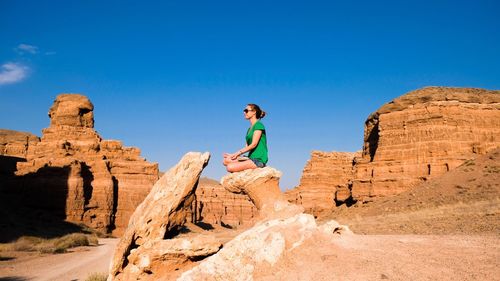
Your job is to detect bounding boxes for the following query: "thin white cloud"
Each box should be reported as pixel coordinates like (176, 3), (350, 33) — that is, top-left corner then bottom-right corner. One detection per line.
(0, 62), (29, 85)
(15, 43), (39, 54)
(45, 51), (57, 56)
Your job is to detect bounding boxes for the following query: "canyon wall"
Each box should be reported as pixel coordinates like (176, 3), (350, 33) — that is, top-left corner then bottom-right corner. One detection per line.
(287, 87), (500, 214)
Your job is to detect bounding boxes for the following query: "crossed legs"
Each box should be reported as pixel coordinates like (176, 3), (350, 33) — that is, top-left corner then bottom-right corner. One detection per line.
(223, 155), (257, 172)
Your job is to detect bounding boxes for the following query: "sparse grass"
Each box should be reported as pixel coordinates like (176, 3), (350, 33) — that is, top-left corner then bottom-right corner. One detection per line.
(0, 233), (99, 254)
(85, 272), (108, 281)
(463, 159), (475, 166)
(484, 165), (499, 174)
(77, 223), (113, 238)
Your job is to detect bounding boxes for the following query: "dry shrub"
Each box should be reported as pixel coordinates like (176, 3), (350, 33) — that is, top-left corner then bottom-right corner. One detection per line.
(1, 233), (98, 254)
(38, 233), (90, 253)
(0, 236), (43, 252)
(88, 235), (99, 246)
(85, 272), (108, 281)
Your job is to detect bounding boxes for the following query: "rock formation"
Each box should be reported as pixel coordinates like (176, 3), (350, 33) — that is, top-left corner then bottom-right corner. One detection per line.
(108, 152), (213, 281)
(107, 163), (351, 281)
(193, 178), (257, 227)
(0, 94), (159, 235)
(287, 87), (500, 212)
(179, 167), (349, 280)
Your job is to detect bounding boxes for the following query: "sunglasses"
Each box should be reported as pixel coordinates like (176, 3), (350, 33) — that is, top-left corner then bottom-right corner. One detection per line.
(243, 109), (253, 113)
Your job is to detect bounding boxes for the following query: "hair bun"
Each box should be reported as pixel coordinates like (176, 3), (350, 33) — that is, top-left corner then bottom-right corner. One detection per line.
(260, 110), (266, 119)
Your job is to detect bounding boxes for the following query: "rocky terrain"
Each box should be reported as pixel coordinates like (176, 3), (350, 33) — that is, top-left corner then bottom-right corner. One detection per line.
(287, 87), (500, 215)
(107, 151), (499, 281)
(108, 152), (352, 281)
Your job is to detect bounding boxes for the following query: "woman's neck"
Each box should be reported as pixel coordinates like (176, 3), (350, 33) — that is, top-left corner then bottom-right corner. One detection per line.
(249, 117), (258, 126)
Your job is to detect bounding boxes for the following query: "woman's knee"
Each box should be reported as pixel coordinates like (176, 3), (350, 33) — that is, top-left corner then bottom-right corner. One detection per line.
(226, 161), (256, 173)
(226, 163), (236, 172)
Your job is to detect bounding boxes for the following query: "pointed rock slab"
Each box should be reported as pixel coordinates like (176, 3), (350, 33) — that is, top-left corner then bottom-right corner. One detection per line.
(109, 152), (210, 280)
(221, 167), (303, 219)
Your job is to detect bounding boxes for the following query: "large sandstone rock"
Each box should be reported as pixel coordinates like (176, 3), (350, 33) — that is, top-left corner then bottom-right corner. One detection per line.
(192, 178), (257, 227)
(109, 152), (211, 281)
(0, 94), (159, 235)
(287, 87), (500, 211)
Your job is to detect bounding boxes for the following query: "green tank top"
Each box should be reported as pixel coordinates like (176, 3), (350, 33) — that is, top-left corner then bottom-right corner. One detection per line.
(245, 120), (268, 164)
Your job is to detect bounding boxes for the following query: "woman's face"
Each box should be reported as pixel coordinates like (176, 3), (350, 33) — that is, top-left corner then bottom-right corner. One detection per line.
(243, 106), (255, 120)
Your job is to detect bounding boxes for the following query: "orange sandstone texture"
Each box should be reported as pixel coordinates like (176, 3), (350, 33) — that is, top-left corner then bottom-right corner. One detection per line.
(285, 151), (361, 216)
(287, 87), (500, 213)
(193, 178), (258, 227)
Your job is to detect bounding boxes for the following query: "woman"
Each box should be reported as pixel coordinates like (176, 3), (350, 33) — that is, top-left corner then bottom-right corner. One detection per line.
(223, 104), (268, 172)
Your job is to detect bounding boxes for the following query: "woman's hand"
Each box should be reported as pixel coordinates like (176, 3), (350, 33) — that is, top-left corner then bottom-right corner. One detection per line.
(223, 152), (239, 160)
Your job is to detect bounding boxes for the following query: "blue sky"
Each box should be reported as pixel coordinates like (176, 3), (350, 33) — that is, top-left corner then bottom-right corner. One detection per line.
(1, 1), (499, 189)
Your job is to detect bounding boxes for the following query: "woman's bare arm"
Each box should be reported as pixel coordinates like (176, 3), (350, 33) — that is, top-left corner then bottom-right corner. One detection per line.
(230, 130), (262, 159)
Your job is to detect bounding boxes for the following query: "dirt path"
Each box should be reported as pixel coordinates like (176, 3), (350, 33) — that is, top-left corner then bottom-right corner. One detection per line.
(0, 238), (118, 281)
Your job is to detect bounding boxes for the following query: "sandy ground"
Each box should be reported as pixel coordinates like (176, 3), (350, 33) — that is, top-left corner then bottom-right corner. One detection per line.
(1, 234), (498, 281)
(259, 233), (500, 281)
(0, 238), (118, 281)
